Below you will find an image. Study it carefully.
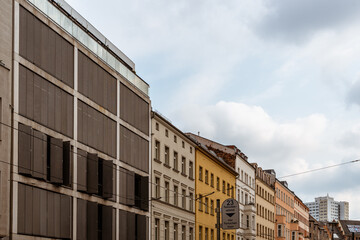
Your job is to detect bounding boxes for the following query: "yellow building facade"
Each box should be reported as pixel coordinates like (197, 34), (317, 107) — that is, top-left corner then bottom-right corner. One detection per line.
(195, 143), (238, 240)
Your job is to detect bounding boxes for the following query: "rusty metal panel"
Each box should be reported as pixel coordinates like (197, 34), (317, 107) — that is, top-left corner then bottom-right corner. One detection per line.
(119, 209), (127, 239)
(39, 188), (47, 236)
(19, 65), (27, 116)
(54, 193), (61, 237)
(102, 160), (113, 199)
(60, 194), (71, 238)
(86, 201), (98, 240)
(63, 141), (71, 187)
(55, 33), (62, 82)
(40, 78), (48, 126)
(48, 29), (56, 76)
(127, 211), (135, 240)
(32, 187), (41, 235)
(19, 7), (27, 58)
(77, 148), (87, 192)
(47, 84), (55, 129)
(40, 21), (48, 71)
(49, 137), (63, 184)
(33, 18), (42, 67)
(18, 123), (32, 175)
(77, 198), (87, 240)
(47, 191), (55, 237)
(17, 183), (26, 233)
(26, 68), (34, 120)
(26, 11), (34, 63)
(25, 185), (33, 234)
(87, 153), (98, 194)
(33, 74), (42, 123)
(102, 205), (114, 240)
(32, 130), (47, 180)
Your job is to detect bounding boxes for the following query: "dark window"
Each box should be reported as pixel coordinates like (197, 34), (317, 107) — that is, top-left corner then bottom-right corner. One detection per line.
(135, 174), (149, 211)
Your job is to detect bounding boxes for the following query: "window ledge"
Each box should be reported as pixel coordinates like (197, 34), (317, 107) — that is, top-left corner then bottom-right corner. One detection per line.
(154, 158), (162, 164)
(181, 173), (187, 177)
(163, 163), (171, 169)
(173, 168), (180, 173)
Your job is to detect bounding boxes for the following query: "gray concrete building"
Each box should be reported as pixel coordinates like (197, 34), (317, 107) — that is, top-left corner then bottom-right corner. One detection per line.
(0, 0), (151, 239)
(151, 111), (196, 240)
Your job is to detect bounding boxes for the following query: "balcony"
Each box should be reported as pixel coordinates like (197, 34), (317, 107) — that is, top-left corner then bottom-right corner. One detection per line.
(276, 215), (286, 224)
(244, 226), (256, 237)
(244, 202), (256, 213)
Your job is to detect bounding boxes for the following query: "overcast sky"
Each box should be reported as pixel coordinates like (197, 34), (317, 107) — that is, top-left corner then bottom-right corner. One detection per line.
(66, 0), (360, 218)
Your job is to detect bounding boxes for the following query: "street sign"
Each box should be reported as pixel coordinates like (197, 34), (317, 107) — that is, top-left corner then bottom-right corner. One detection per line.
(221, 198), (239, 230)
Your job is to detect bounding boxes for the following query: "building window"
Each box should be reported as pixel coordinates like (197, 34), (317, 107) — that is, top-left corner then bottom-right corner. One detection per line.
(205, 170), (209, 184)
(181, 157), (186, 175)
(210, 200), (214, 215)
(199, 195), (203, 211)
(205, 197), (209, 213)
(199, 166), (203, 181)
(210, 173), (214, 187)
(182, 189), (186, 209)
(190, 227), (194, 240)
(0, 97), (2, 140)
(199, 226), (203, 240)
(155, 177), (160, 198)
(217, 177), (220, 191)
(241, 170), (243, 181)
(174, 223), (178, 240)
(165, 129), (169, 137)
(227, 183), (230, 196)
(174, 135), (177, 143)
(155, 122), (159, 131)
(277, 225), (282, 237)
(174, 151), (178, 170)
(155, 218), (160, 240)
(190, 146), (193, 153)
(205, 228), (209, 240)
(165, 181), (170, 203)
(211, 229), (214, 240)
(189, 192), (194, 211)
(222, 181), (226, 194)
(241, 191), (244, 204)
(292, 231), (295, 240)
(246, 215), (249, 228)
(182, 225), (186, 240)
(155, 141), (160, 161)
(165, 146), (170, 165)
(165, 221), (169, 240)
(189, 161), (194, 179)
(174, 185), (178, 206)
(182, 141), (185, 148)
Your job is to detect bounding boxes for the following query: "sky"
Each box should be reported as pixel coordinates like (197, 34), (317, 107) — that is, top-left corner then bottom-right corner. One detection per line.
(66, 0), (360, 219)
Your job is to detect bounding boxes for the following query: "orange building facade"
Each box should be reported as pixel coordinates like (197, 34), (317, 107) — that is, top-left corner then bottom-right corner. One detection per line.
(275, 180), (298, 240)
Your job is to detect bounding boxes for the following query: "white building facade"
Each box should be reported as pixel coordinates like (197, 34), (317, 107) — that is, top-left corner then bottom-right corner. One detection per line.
(151, 111), (196, 240)
(305, 195), (349, 222)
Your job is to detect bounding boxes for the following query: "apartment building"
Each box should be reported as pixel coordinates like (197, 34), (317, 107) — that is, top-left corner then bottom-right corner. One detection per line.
(186, 134), (238, 240)
(0, 0), (151, 239)
(252, 164), (275, 240)
(309, 216), (330, 240)
(151, 111), (196, 240)
(294, 196), (309, 240)
(274, 180), (297, 240)
(305, 195), (349, 222)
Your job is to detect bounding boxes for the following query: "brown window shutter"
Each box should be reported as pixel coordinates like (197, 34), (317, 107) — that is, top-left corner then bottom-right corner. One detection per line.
(77, 149), (87, 192)
(25, 185), (33, 235)
(102, 160), (113, 199)
(87, 153), (98, 194)
(102, 205), (114, 240)
(39, 188), (47, 236)
(47, 191), (55, 237)
(60, 194), (72, 238)
(54, 193), (61, 237)
(126, 170), (135, 206)
(17, 183), (26, 233)
(32, 129), (47, 180)
(127, 211), (136, 240)
(63, 141), (71, 187)
(140, 176), (149, 211)
(136, 214), (147, 240)
(87, 201), (98, 240)
(119, 209), (127, 239)
(18, 123), (32, 175)
(119, 167), (127, 205)
(49, 137), (63, 184)
(77, 198), (87, 240)
(32, 187), (41, 235)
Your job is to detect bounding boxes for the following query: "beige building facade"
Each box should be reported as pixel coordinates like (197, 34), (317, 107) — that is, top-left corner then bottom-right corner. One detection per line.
(294, 196), (309, 240)
(253, 165), (275, 240)
(151, 111), (196, 240)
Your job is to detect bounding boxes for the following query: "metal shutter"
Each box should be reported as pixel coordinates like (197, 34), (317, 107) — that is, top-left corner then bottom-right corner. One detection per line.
(18, 123), (32, 175)
(127, 211), (136, 240)
(49, 137), (63, 184)
(136, 214), (147, 240)
(126, 170), (135, 206)
(32, 129), (47, 180)
(63, 141), (72, 187)
(77, 149), (87, 192)
(102, 160), (113, 199)
(87, 153), (98, 194)
(102, 205), (114, 240)
(77, 198), (87, 240)
(60, 194), (72, 238)
(87, 201), (98, 240)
